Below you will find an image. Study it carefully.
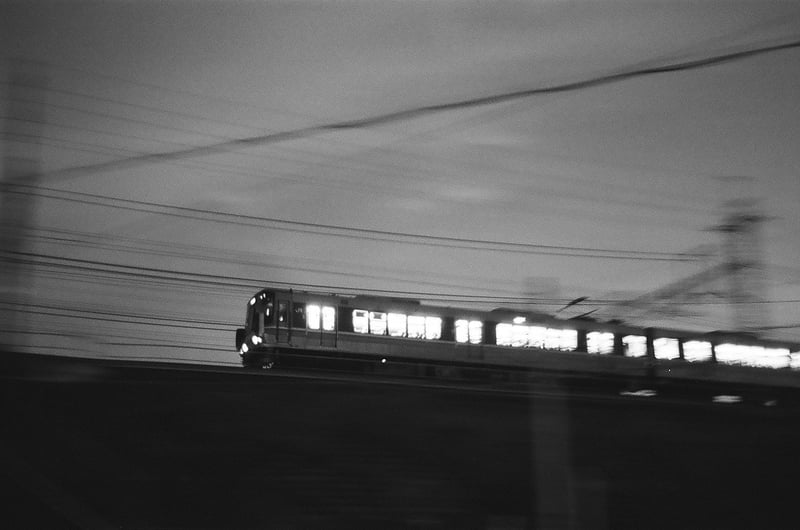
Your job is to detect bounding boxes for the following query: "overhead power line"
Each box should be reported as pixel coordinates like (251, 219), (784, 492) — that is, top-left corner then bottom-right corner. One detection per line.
(4, 225), (547, 296)
(7, 36), (800, 185)
(0, 300), (236, 331)
(3, 249), (798, 307)
(2, 129), (713, 218)
(1, 183), (702, 261)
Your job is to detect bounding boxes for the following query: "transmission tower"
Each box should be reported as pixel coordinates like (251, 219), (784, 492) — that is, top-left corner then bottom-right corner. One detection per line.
(715, 199), (769, 333)
(610, 198), (770, 334)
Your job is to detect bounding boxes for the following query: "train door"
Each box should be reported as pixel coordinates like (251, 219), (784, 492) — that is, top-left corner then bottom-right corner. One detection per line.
(319, 305), (337, 348)
(306, 303), (338, 348)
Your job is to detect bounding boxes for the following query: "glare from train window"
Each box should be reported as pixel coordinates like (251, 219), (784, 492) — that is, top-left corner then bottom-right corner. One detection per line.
(623, 335), (647, 357)
(468, 320), (483, 344)
(587, 331), (615, 354)
(306, 304), (321, 330)
(425, 316), (442, 340)
(654, 338), (679, 360)
(683, 340), (712, 362)
(455, 320), (469, 343)
(712, 395), (743, 404)
(408, 316), (426, 338)
(322, 306), (335, 331)
(369, 312), (387, 335)
(352, 310), (368, 333)
(388, 313), (407, 337)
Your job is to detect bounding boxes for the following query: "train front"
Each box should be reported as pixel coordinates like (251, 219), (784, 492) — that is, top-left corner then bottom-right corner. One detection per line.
(235, 290), (278, 369)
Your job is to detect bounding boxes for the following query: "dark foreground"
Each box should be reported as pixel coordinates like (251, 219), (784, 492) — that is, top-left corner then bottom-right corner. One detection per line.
(2, 352), (800, 529)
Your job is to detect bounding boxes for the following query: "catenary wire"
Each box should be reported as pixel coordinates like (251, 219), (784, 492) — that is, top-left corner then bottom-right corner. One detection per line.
(0, 184), (705, 261)
(3, 250), (798, 307)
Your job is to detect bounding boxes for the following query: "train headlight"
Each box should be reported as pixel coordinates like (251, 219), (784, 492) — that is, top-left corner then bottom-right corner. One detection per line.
(241, 343), (249, 354)
(249, 297), (256, 306)
(251, 335), (263, 345)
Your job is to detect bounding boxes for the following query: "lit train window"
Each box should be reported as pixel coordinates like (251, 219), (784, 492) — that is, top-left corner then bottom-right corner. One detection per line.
(455, 320), (469, 343)
(716, 344), (789, 369)
(468, 320), (483, 344)
(557, 329), (578, 351)
(714, 343), (738, 365)
(623, 335), (646, 357)
(683, 340), (712, 362)
(308, 305), (334, 331)
(307, 304), (321, 330)
(496, 324), (575, 350)
(715, 343), (747, 365)
(321, 306), (335, 331)
(425, 316), (442, 340)
(654, 338), (679, 360)
(369, 312), (387, 335)
(791, 351), (800, 370)
(495, 323), (512, 346)
(388, 313), (407, 337)
(587, 331), (615, 354)
(762, 348), (790, 369)
(408, 316), (426, 338)
(352, 310), (368, 334)
(546, 328), (574, 350)
(512, 324), (528, 347)
(456, 320), (483, 344)
(528, 326), (547, 348)
(545, 328), (564, 350)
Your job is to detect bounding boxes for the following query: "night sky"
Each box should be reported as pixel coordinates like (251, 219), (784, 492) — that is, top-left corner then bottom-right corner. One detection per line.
(2, 1), (799, 362)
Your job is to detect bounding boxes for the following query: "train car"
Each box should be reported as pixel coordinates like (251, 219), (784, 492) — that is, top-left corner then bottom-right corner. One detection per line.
(235, 286), (800, 386)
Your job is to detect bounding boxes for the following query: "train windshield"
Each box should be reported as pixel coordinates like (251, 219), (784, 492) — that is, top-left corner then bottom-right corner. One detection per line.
(249, 292), (275, 333)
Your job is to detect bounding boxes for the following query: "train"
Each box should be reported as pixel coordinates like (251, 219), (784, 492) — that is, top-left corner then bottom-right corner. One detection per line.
(235, 285), (800, 386)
